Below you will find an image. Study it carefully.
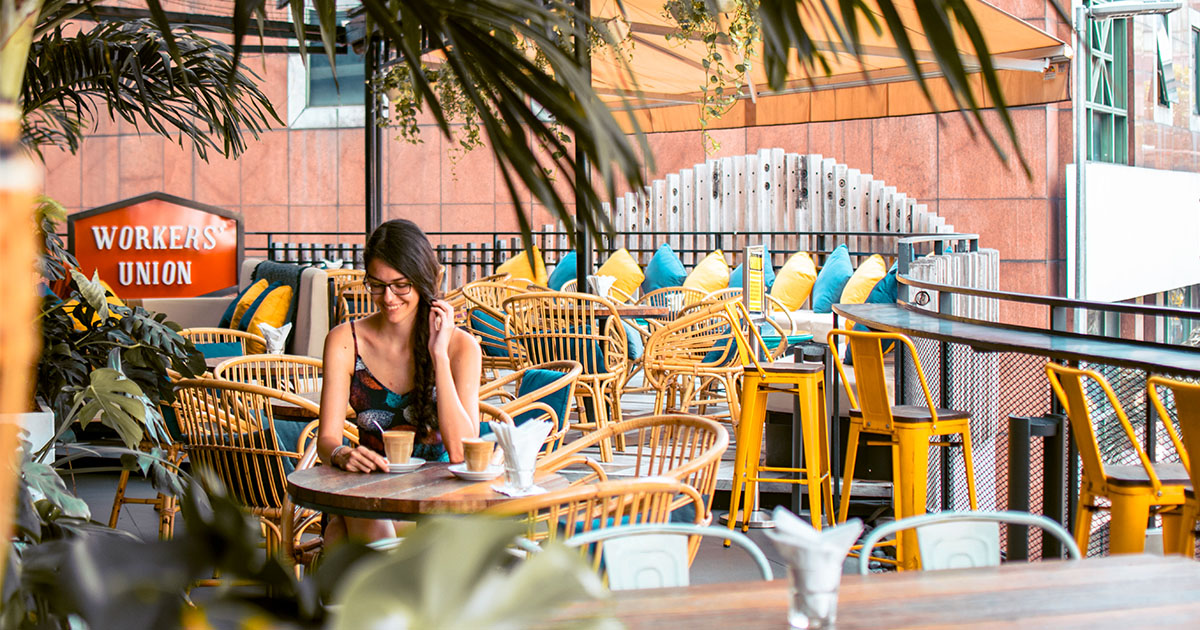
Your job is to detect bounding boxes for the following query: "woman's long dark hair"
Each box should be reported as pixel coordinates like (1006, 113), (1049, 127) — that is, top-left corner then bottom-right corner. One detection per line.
(364, 219), (442, 439)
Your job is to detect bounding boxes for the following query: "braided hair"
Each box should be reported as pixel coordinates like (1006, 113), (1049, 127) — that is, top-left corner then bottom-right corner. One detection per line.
(363, 219), (443, 440)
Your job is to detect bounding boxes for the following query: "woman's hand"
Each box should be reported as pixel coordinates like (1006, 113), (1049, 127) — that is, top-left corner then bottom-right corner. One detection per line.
(334, 445), (390, 473)
(428, 299), (455, 358)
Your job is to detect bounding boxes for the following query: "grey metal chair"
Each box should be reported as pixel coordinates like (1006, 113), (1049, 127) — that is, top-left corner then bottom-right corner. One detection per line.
(857, 510), (1082, 574)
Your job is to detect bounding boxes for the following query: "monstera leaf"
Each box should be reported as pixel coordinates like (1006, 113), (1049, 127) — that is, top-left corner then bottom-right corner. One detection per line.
(69, 269), (108, 322)
(71, 366), (159, 450)
(331, 517), (613, 630)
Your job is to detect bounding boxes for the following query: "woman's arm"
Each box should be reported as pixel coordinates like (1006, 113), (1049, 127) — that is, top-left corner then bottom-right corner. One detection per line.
(318, 324), (388, 472)
(429, 300), (482, 463)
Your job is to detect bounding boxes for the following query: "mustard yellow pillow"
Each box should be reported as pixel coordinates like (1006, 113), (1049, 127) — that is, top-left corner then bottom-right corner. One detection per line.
(840, 254), (888, 305)
(230, 279), (270, 330)
(682, 250), (730, 294)
(770, 252), (817, 311)
(497, 247), (548, 286)
(596, 248), (644, 301)
(239, 283), (294, 354)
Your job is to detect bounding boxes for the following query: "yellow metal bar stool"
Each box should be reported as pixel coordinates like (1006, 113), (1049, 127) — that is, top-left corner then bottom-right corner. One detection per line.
(1047, 365), (1192, 555)
(829, 329), (978, 571)
(726, 317), (834, 541)
(1147, 375), (1198, 556)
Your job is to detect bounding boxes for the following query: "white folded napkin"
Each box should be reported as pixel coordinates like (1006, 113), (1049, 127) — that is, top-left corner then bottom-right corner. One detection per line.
(765, 507), (863, 595)
(490, 420), (553, 496)
(587, 274), (617, 300)
(257, 322), (292, 354)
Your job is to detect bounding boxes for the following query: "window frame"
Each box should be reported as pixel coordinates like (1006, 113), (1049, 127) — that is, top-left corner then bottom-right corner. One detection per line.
(285, 5), (367, 129)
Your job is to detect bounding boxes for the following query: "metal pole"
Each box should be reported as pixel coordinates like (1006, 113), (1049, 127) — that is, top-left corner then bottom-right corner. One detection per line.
(574, 0), (592, 292)
(1072, 1), (1088, 303)
(364, 35), (384, 234)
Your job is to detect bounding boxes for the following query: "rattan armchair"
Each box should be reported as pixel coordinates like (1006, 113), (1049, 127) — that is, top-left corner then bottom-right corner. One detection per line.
(483, 478), (704, 570)
(336, 281), (379, 325)
(537, 414), (728, 528)
(462, 279), (531, 379)
(171, 378), (323, 568)
(478, 360), (582, 454)
(213, 354), (323, 394)
(180, 327), (267, 355)
(560, 278), (635, 303)
(502, 291), (630, 462)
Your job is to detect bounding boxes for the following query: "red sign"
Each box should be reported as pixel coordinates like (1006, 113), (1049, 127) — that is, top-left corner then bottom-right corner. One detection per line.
(69, 193), (243, 299)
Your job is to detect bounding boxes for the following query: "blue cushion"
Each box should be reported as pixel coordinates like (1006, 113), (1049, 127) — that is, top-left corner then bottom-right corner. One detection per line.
(623, 321), (644, 361)
(641, 244), (688, 294)
(235, 281), (282, 332)
(469, 309), (509, 357)
(811, 245), (854, 313)
(729, 247), (777, 292)
(194, 342), (242, 360)
(218, 283), (255, 328)
(703, 324), (779, 364)
(546, 252), (578, 291)
(518, 323), (641, 374)
(514, 368), (573, 429)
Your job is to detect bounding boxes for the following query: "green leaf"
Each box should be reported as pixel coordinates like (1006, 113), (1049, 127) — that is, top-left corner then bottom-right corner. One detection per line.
(72, 367), (150, 449)
(23, 461), (90, 520)
(70, 269), (108, 321)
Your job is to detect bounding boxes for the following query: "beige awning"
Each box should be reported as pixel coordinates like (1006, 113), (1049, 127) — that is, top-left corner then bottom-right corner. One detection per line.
(591, 0), (1067, 110)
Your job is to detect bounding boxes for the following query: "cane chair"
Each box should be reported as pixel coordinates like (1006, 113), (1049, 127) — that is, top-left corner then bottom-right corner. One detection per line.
(444, 286), (470, 328)
(502, 291), (631, 462)
(559, 278), (635, 304)
(830, 329), (978, 571)
(642, 301), (746, 427)
(326, 269), (366, 321)
(484, 478), (705, 572)
(478, 361), (582, 454)
(180, 327), (267, 357)
(463, 279), (529, 379)
(857, 511), (1081, 574)
(538, 414), (728, 531)
(213, 354), (323, 395)
(171, 378), (323, 568)
(1046, 365), (1191, 556)
(1148, 375), (1200, 556)
(336, 281), (379, 325)
(108, 368), (186, 539)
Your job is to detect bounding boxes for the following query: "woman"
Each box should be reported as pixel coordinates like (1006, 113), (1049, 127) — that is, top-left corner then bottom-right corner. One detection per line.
(317, 219), (482, 542)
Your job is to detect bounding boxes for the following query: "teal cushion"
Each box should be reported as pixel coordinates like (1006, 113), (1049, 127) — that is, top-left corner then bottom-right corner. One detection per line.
(623, 321), (644, 362)
(729, 247), (777, 292)
(547, 252), (578, 291)
(641, 244), (688, 294)
(194, 342), (242, 360)
(514, 368), (573, 429)
(515, 323), (638, 374)
(272, 417), (311, 475)
(469, 309), (509, 357)
(811, 245), (854, 313)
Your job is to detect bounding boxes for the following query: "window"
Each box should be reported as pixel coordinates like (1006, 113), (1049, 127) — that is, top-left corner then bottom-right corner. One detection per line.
(1085, 8), (1128, 163)
(1156, 15), (1177, 106)
(286, 6), (366, 128)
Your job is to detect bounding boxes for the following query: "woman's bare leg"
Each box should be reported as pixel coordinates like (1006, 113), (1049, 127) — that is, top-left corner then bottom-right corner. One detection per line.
(325, 515), (396, 545)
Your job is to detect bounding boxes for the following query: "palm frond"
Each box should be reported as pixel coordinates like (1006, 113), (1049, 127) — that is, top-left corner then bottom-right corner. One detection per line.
(21, 18), (281, 161)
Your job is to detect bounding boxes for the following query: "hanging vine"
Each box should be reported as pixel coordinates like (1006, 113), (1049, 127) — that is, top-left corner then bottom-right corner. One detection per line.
(375, 2), (758, 162)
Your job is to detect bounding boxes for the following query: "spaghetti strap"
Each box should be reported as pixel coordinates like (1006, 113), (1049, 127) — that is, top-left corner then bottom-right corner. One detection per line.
(350, 320), (359, 356)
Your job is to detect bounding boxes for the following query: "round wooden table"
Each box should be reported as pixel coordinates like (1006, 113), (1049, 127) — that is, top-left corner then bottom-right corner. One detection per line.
(286, 462), (569, 520)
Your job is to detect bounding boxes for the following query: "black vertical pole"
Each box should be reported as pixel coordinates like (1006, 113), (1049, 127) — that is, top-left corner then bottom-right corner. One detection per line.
(364, 36), (384, 234)
(573, 0), (592, 291)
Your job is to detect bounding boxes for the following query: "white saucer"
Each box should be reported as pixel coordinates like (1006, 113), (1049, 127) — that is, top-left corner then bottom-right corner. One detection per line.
(448, 463), (503, 481)
(387, 458), (425, 474)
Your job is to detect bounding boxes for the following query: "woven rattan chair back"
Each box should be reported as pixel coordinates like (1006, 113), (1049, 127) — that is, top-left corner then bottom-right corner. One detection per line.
(180, 327), (267, 354)
(637, 286), (707, 321)
(213, 354), (323, 395)
(501, 291), (628, 375)
(478, 361), (583, 453)
(336, 281), (379, 325)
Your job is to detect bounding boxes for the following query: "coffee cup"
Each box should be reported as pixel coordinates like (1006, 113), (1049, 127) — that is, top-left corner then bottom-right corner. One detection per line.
(382, 430), (415, 464)
(462, 437), (494, 472)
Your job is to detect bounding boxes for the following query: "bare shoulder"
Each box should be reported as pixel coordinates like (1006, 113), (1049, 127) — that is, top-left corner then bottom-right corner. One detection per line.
(449, 327), (481, 359)
(323, 321), (357, 360)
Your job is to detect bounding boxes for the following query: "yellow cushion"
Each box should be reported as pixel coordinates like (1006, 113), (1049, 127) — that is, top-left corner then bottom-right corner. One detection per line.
(240, 283), (294, 354)
(65, 279), (127, 331)
(596, 248), (644, 301)
(497, 247), (548, 286)
(230, 279), (270, 330)
(682, 250), (730, 294)
(840, 254), (888, 305)
(770, 252), (818, 311)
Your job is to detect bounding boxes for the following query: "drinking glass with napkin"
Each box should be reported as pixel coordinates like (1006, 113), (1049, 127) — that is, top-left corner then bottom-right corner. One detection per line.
(764, 507), (863, 630)
(490, 420), (553, 497)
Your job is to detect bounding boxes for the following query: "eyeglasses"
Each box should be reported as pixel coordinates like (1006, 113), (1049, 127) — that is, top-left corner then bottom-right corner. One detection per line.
(364, 278), (414, 297)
